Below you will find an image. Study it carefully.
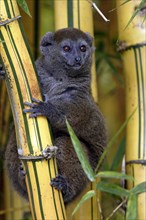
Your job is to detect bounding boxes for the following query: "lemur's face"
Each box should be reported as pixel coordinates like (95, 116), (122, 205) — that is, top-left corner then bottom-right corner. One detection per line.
(58, 39), (92, 70)
(40, 28), (94, 73)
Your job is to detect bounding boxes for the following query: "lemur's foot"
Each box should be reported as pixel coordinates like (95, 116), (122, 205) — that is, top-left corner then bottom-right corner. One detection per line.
(42, 146), (58, 160)
(50, 174), (68, 195)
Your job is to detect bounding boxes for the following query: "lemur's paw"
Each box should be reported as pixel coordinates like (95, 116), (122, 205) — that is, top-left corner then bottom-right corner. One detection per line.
(42, 146), (58, 160)
(50, 174), (68, 195)
(23, 98), (46, 118)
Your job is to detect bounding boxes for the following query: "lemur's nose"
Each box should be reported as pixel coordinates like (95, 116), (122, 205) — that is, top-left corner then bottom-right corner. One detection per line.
(75, 57), (81, 63)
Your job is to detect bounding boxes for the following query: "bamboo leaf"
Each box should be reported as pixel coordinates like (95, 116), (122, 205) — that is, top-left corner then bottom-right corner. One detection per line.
(66, 119), (95, 182)
(110, 137), (125, 170)
(96, 181), (129, 197)
(95, 108), (137, 173)
(72, 190), (96, 217)
(16, 0), (31, 16)
(126, 194), (137, 220)
(130, 182), (146, 195)
(96, 171), (134, 181)
(120, 0), (132, 6)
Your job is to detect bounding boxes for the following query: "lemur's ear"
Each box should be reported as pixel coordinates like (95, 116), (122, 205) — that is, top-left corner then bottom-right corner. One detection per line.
(40, 32), (54, 55)
(85, 32), (94, 47)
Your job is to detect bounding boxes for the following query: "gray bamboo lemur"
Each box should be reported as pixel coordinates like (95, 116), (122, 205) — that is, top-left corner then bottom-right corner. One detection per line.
(1, 28), (107, 204)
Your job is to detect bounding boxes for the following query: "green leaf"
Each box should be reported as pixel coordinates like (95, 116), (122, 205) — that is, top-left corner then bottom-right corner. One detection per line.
(110, 137), (125, 170)
(120, 0), (132, 6)
(72, 190), (96, 216)
(95, 108), (137, 173)
(126, 194), (137, 220)
(130, 182), (146, 195)
(96, 171), (134, 181)
(66, 119), (95, 182)
(96, 181), (129, 197)
(16, 0), (31, 17)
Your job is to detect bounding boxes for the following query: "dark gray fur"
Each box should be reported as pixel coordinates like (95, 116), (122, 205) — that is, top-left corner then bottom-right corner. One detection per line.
(3, 28), (107, 204)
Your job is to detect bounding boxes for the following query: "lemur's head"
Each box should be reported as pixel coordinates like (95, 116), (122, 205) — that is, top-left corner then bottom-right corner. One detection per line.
(40, 28), (94, 72)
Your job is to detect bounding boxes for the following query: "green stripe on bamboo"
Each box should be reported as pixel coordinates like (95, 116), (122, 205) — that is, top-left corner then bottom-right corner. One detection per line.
(67, 0), (73, 27)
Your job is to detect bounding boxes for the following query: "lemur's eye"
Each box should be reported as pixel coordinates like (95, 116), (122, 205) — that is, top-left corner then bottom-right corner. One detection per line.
(63, 46), (71, 52)
(80, 45), (86, 52)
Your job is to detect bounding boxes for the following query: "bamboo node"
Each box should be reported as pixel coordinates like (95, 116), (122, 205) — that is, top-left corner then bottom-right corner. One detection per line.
(126, 160), (146, 165)
(117, 41), (146, 52)
(0, 15), (21, 26)
(19, 155), (46, 161)
(18, 146), (58, 161)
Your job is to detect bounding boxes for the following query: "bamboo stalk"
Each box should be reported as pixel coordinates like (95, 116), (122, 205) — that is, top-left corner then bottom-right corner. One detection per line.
(116, 0), (146, 219)
(0, 1), (66, 219)
(54, 0), (98, 102)
(0, 81), (30, 220)
(54, 1), (99, 219)
(1, 2), (32, 219)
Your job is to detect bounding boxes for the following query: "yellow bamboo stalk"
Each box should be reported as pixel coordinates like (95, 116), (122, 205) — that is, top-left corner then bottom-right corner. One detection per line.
(54, 0), (98, 102)
(1, 2), (34, 219)
(116, 0), (146, 219)
(0, 1), (66, 219)
(0, 82), (29, 220)
(54, 1), (99, 219)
